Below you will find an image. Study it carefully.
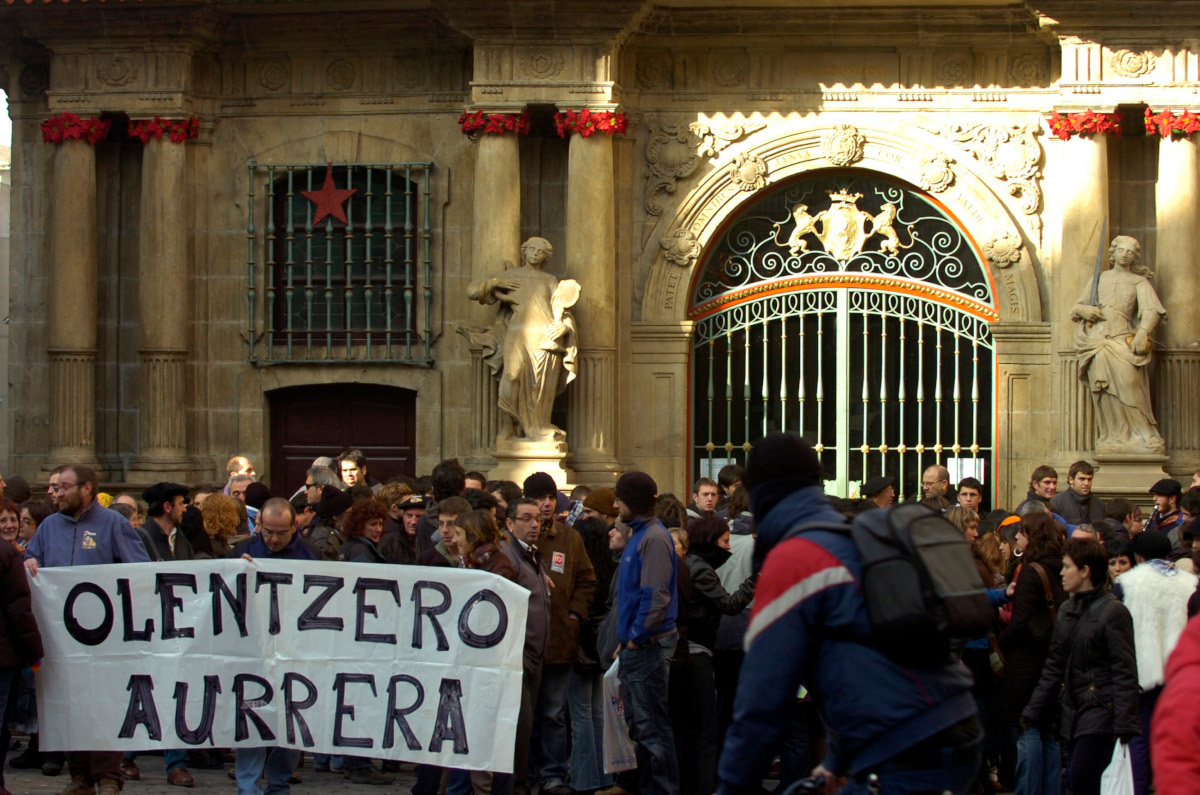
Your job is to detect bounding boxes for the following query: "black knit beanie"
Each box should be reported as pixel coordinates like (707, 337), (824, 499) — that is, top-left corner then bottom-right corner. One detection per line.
(615, 472), (658, 516)
(523, 472), (558, 499)
(742, 433), (821, 491)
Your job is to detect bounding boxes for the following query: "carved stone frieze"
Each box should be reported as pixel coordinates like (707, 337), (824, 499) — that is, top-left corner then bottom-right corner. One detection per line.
(822, 124), (866, 166)
(637, 51), (673, 90)
(96, 55), (138, 87)
(917, 153), (955, 193)
(917, 120), (1043, 228)
(983, 230), (1023, 269)
(519, 48), (565, 80)
(689, 120), (767, 158)
(326, 60), (356, 90)
(260, 61), (289, 92)
(1109, 49), (1156, 78)
(729, 153), (768, 192)
(645, 121), (702, 216)
(660, 228), (701, 268)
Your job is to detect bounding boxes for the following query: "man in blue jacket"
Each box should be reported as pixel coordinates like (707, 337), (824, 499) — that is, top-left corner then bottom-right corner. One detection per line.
(24, 464), (150, 795)
(717, 434), (981, 795)
(613, 471), (678, 795)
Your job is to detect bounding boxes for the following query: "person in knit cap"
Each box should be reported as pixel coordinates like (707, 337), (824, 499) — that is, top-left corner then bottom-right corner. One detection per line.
(612, 470), (679, 794)
(717, 433), (981, 795)
(582, 487), (617, 527)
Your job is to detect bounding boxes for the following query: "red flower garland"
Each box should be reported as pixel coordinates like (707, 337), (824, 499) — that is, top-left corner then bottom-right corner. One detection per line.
(458, 110), (531, 136)
(1045, 111), (1122, 141)
(1144, 107), (1200, 138)
(128, 116), (200, 144)
(40, 113), (111, 145)
(554, 109), (628, 138)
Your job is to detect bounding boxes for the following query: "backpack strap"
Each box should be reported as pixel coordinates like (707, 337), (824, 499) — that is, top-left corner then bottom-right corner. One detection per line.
(1028, 561), (1057, 623)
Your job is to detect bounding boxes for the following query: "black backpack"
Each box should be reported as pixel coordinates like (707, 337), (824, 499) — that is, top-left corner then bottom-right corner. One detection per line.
(789, 503), (993, 668)
(849, 503), (993, 667)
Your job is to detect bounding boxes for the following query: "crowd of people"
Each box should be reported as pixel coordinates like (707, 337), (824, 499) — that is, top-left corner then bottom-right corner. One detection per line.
(0, 444), (1199, 795)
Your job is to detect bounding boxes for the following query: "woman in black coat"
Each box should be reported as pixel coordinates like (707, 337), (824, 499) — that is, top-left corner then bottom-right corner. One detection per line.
(0, 538), (44, 792)
(997, 512), (1067, 791)
(1023, 537), (1139, 795)
(340, 498), (389, 565)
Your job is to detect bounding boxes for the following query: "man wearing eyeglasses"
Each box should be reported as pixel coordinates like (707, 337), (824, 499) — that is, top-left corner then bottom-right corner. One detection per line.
(23, 464), (149, 795)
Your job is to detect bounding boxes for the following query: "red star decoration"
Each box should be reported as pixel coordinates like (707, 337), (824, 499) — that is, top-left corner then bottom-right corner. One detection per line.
(302, 165), (357, 226)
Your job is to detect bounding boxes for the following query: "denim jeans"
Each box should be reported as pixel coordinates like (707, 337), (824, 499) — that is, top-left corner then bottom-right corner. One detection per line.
(842, 719), (983, 795)
(234, 747), (300, 795)
(532, 663), (571, 787)
(619, 634), (679, 795)
(1015, 726), (1061, 795)
(568, 664), (611, 792)
(124, 749), (189, 773)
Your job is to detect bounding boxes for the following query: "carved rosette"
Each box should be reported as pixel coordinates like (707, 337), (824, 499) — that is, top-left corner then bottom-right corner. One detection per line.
(729, 153), (768, 192)
(934, 54), (971, 86)
(326, 60), (356, 90)
(1008, 53), (1047, 85)
(660, 228), (701, 268)
(711, 50), (750, 87)
(917, 153), (955, 193)
(983, 230), (1023, 269)
(689, 120), (767, 158)
(395, 57), (428, 89)
(1110, 49), (1156, 78)
(96, 55), (138, 87)
(519, 48), (565, 79)
(636, 51), (673, 90)
(822, 124), (866, 166)
(260, 61), (290, 91)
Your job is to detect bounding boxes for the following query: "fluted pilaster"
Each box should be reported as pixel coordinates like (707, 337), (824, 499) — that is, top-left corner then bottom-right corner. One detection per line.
(48, 350), (97, 462)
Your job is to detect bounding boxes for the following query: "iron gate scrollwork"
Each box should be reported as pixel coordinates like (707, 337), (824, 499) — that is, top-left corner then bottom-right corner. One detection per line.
(690, 172), (996, 499)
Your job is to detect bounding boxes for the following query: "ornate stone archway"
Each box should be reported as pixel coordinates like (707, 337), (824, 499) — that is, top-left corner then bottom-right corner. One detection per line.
(629, 115), (1051, 501)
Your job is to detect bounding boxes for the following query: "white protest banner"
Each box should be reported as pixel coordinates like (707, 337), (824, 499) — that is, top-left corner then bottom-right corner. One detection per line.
(29, 559), (528, 772)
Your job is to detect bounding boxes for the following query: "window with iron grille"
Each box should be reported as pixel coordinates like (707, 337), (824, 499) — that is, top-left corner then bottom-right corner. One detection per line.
(246, 162), (434, 364)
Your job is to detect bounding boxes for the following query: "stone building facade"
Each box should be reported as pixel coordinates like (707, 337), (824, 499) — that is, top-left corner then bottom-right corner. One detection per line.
(1, 0), (1198, 508)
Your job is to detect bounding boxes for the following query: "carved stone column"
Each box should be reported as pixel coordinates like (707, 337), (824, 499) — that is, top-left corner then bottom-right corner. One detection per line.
(130, 135), (191, 473)
(47, 138), (99, 467)
(564, 132), (620, 484)
(1056, 134), (1108, 458)
(1154, 136), (1200, 470)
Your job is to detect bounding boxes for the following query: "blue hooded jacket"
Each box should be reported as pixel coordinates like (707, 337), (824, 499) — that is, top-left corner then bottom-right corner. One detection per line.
(716, 485), (977, 792)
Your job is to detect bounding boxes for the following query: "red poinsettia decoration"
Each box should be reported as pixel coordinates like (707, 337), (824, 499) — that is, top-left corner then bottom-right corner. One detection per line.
(1144, 107), (1200, 138)
(1045, 111), (1122, 141)
(553, 109), (628, 138)
(40, 113), (111, 145)
(128, 116), (200, 144)
(458, 110), (531, 136)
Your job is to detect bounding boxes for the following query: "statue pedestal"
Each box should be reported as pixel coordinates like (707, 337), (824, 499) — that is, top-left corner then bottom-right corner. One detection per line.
(1092, 454), (1169, 506)
(490, 440), (572, 489)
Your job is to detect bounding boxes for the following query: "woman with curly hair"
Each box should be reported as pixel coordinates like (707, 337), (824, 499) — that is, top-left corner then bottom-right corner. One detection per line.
(0, 500), (20, 546)
(200, 494), (243, 559)
(340, 498), (389, 565)
(999, 512), (1068, 793)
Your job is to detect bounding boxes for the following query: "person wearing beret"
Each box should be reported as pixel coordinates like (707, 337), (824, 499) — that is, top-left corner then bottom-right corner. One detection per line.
(861, 476), (895, 509)
(1146, 479), (1184, 549)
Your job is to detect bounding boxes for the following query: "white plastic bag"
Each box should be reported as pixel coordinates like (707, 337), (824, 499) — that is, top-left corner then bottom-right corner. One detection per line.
(602, 657), (638, 774)
(1100, 740), (1135, 795)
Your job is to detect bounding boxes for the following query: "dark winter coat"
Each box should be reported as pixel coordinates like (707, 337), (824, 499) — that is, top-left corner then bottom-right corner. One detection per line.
(380, 522), (418, 565)
(465, 542), (518, 582)
(1049, 489), (1107, 526)
(1023, 588), (1140, 741)
(683, 544), (755, 652)
(303, 522), (342, 561)
(0, 540), (42, 668)
(341, 536), (387, 564)
(539, 519), (597, 665)
(998, 554), (1067, 726)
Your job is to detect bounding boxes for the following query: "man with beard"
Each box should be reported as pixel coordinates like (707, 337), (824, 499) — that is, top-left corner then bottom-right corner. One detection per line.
(24, 464), (149, 795)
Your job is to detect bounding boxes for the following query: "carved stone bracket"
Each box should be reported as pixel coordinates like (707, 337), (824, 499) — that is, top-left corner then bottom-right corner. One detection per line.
(729, 152), (768, 192)
(660, 228), (701, 268)
(822, 124), (866, 166)
(917, 120), (1043, 233)
(983, 229), (1023, 269)
(917, 153), (956, 193)
(644, 118), (766, 216)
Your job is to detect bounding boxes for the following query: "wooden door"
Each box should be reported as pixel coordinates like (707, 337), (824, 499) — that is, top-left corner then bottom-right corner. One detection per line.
(268, 383), (417, 496)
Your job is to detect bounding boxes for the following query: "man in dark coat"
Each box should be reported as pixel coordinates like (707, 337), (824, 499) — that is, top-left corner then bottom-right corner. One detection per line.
(1049, 460), (1106, 525)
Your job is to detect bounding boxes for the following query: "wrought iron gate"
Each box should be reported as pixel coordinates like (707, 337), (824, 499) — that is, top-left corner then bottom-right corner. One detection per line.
(689, 172), (997, 499)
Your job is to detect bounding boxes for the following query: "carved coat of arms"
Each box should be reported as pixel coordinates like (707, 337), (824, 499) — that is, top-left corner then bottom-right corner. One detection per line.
(774, 189), (904, 262)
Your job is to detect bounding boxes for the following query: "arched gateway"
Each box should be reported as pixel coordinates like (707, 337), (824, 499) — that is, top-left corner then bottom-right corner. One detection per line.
(689, 171), (995, 500)
(636, 118), (1046, 502)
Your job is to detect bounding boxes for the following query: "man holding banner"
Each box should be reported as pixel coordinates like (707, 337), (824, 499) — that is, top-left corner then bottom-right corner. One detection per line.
(24, 463), (150, 795)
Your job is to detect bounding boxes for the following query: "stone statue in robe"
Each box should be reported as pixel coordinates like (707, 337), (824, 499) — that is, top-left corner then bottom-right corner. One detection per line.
(1071, 235), (1167, 455)
(467, 237), (580, 444)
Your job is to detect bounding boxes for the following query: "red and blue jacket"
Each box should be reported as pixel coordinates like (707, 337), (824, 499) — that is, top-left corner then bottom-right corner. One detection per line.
(717, 485), (976, 792)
